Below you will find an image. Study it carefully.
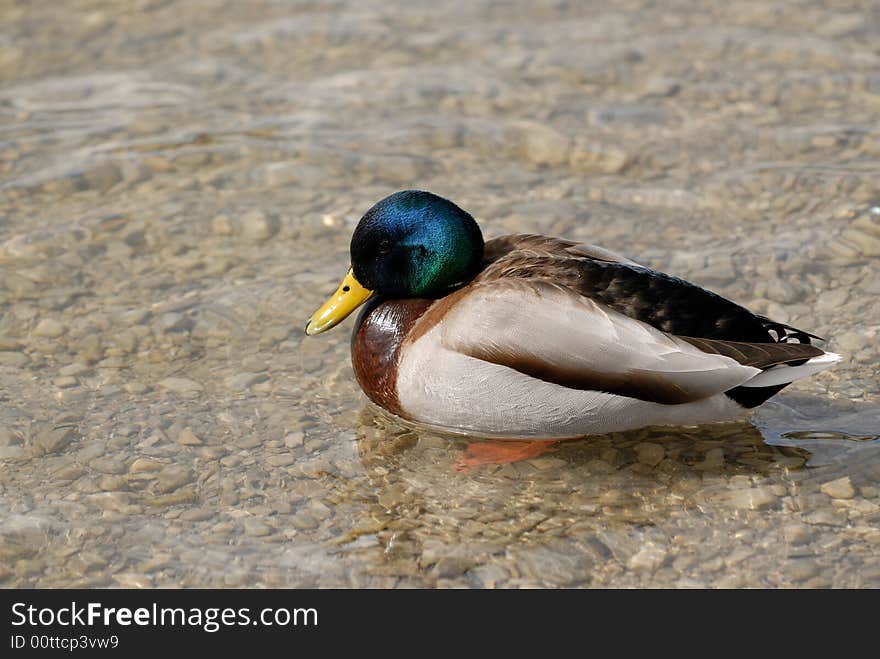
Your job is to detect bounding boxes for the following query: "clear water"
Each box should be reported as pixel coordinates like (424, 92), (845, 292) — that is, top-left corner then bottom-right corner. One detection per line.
(1, 0), (879, 587)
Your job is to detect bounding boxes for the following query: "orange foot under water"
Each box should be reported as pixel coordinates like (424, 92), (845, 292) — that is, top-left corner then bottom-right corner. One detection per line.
(455, 440), (560, 472)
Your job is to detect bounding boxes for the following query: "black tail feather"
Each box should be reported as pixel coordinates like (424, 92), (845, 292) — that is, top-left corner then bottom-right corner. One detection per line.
(725, 383), (789, 408)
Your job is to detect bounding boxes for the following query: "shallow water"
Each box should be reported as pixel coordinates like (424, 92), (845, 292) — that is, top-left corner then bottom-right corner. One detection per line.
(1, 0), (879, 587)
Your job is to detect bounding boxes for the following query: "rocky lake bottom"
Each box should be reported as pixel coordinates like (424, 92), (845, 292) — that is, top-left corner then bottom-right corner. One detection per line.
(1, 0), (879, 587)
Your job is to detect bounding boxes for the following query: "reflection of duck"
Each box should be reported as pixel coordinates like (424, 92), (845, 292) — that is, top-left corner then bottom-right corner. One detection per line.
(307, 190), (840, 439)
(349, 406), (814, 588)
(355, 403), (812, 476)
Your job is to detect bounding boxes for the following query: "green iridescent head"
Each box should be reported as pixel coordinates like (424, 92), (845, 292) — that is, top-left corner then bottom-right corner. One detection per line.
(349, 190), (484, 298)
(305, 191), (484, 335)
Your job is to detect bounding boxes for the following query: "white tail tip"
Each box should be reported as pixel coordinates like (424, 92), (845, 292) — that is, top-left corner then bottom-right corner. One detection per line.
(740, 351), (842, 388)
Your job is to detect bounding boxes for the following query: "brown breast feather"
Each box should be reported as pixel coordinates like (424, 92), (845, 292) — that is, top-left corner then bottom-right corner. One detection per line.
(351, 298), (434, 417)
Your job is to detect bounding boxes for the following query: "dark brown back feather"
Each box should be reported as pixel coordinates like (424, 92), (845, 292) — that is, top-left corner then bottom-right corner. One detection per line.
(678, 336), (823, 368)
(480, 234), (815, 345)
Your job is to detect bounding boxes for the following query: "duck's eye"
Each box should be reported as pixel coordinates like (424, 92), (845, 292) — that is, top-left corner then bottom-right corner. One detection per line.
(376, 239), (392, 256)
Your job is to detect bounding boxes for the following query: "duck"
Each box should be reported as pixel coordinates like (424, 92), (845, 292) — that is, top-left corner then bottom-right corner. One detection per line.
(306, 190), (841, 440)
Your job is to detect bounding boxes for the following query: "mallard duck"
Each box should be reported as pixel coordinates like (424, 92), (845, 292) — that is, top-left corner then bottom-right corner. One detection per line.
(306, 190), (840, 439)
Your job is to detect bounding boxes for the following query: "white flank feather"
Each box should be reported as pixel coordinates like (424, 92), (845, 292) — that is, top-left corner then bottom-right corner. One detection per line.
(393, 282), (770, 438)
(440, 283), (762, 399)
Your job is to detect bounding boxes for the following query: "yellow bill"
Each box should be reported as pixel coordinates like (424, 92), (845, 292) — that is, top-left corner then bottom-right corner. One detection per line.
(305, 268), (374, 336)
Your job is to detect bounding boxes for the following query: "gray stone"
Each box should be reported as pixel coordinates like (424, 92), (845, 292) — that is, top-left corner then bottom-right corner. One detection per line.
(124, 382), (151, 394)
(721, 487), (777, 510)
(628, 544), (668, 571)
(212, 214), (234, 235)
(240, 210), (280, 242)
(838, 213), (880, 257)
(306, 500), (332, 520)
(0, 351), (30, 367)
(0, 430), (22, 446)
(243, 520), (273, 537)
(158, 377), (203, 396)
(641, 76), (681, 97)
(700, 447), (725, 469)
(77, 335), (104, 363)
(51, 464), (85, 481)
(112, 572), (153, 588)
(180, 508), (215, 522)
(468, 564), (509, 588)
(430, 556), (475, 579)
(814, 287), (849, 314)
(59, 362), (90, 377)
(833, 330), (864, 355)
(235, 435), (261, 449)
(155, 467), (195, 493)
(176, 428), (203, 445)
(266, 453), (294, 467)
(33, 318), (65, 338)
(782, 523), (812, 545)
(783, 558), (820, 582)
(84, 161), (123, 192)
(766, 278), (804, 305)
(803, 509), (846, 526)
(121, 309), (151, 326)
(519, 122), (570, 166)
(820, 476), (856, 500)
(129, 458), (163, 474)
(570, 140), (630, 174)
(226, 372), (269, 391)
(98, 475), (128, 491)
(291, 511), (319, 530)
(34, 426), (78, 455)
(0, 446), (25, 460)
(698, 257), (737, 285)
(816, 14), (864, 37)
(634, 442), (665, 467)
(90, 456), (127, 474)
(0, 337), (23, 351)
(157, 313), (193, 333)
